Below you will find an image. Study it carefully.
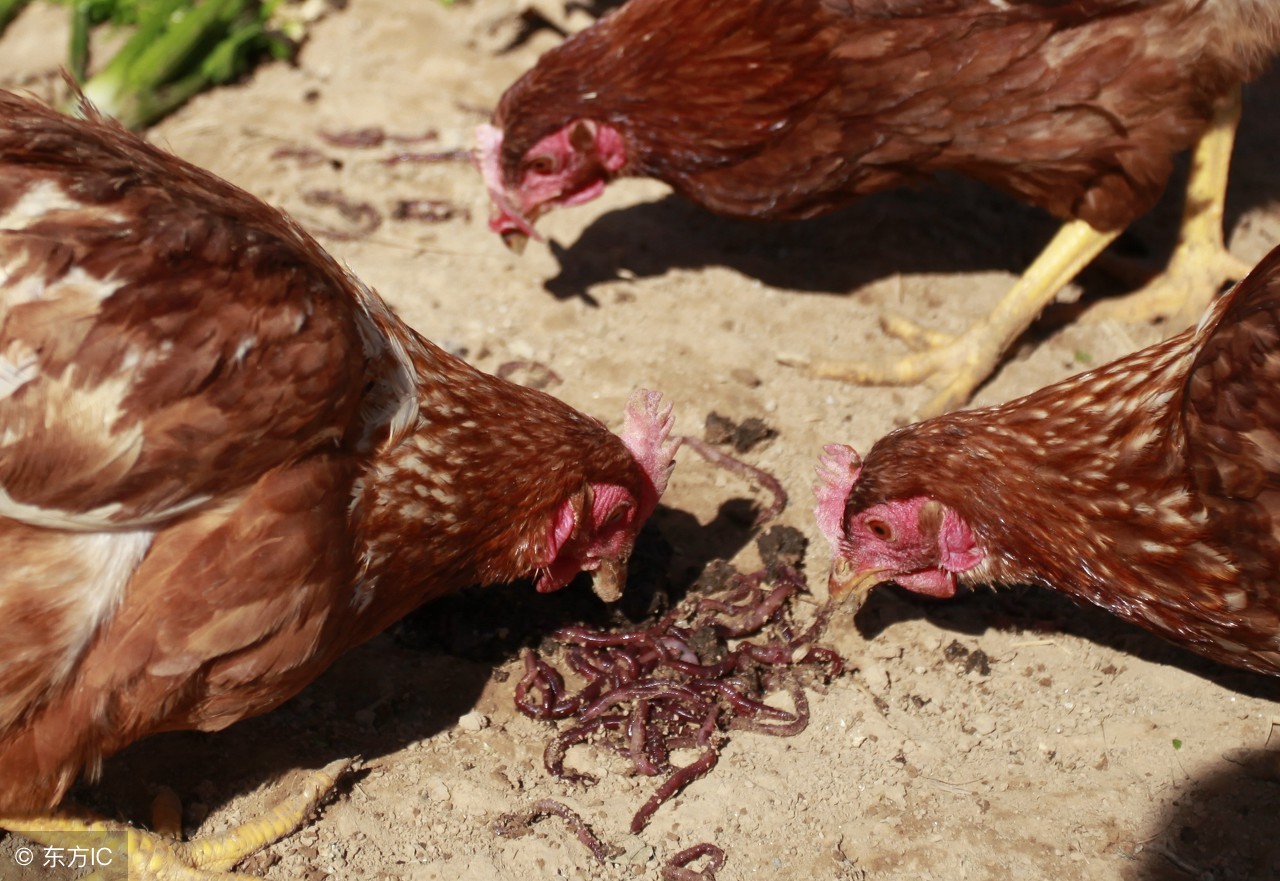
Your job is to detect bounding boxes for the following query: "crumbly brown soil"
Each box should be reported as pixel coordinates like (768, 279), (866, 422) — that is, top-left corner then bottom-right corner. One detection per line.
(4, 2), (1280, 879)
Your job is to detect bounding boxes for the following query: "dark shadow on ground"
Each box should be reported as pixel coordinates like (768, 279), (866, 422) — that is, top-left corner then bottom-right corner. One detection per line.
(1128, 748), (1280, 881)
(854, 583), (1280, 703)
(78, 478), (772, 826)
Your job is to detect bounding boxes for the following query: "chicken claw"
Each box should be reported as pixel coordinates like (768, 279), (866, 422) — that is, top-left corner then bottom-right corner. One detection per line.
(800, 217), (1119, 417)
(795, 89), (1248, 416)
(1, 758), (351, 881)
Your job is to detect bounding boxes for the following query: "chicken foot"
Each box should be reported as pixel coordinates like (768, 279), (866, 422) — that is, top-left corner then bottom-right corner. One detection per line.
(1082, 86), (1251, 330)
(794, 87), (1247, 417)
(0, 758), (350, 881)
(803, 218), (1119, 417)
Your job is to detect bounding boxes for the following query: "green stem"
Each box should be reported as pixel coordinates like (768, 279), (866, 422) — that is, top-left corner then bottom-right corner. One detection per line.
(76, 0), (290, 130)
(125, 0), (246, 94)
(68, 1), (93, 81)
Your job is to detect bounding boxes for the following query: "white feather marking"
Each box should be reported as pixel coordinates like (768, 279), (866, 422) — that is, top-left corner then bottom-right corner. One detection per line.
(52, 529), (153, 680)
(398, 502), (429, 521)
(1146, 388), (1176, 413)
(232, 336), (256, 364)
(1, 260), (125, 312)
(398, 452), (446, 477)
(0, 367), (215, 527)
(1, 180), (124, 230)
(1210, 634), (1248, 654)
(0, 487), (212, 530)
(0, 348), (38, 400)
(429, 487), (455, 505)
(1223, 588), (1250, 612)
(349, 279), (417, 443)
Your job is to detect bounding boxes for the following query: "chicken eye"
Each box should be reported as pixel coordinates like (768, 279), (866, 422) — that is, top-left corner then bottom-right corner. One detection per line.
(527, 155), (557, 176)
(865, 518), (894, 541)
(600, 504), (631, 528)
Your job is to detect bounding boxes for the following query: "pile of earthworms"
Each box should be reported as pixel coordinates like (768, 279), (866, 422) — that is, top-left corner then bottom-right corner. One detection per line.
(513, 542), (842, 836)
(497, 438), (838, 877)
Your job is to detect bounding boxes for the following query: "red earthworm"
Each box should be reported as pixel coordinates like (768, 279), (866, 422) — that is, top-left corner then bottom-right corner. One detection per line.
(492, 799), (619, 863)
(663, 843), (727, 881)
(680, 435), (787, 527)
(319, 127), (439, 148)
(631, 749), (718, 834)
(382, 148), (473, 164)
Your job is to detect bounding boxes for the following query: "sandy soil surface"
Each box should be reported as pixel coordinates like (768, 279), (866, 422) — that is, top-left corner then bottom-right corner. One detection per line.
(4, 2), (1280, 880)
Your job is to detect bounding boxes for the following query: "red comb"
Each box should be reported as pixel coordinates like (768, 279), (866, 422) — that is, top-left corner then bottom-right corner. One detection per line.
(814, 443), (863, 550)
(621, 389), (680, 499)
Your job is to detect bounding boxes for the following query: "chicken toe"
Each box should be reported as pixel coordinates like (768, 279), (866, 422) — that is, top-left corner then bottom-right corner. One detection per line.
(0, 759), (350, 881)
(806, 218), (1119, 417)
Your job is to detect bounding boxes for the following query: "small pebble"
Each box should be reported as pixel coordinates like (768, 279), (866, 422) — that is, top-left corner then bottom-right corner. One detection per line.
(458, 710), (490, 732)
(971, 714), (997, 736)
(627, 843), (655, 866)
(861, 663), (891, 693)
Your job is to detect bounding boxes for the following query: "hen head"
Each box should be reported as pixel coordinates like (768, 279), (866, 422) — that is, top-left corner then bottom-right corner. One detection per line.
(814, 444), (985, 608)
(537, 390), (679, 601)
(476, 120), (627, 252)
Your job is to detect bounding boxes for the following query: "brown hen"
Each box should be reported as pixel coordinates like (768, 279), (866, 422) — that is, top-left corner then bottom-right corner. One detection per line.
(816, 241), (1280, 676)
(0, 90), (679, 876)
(479, 0), (1280, 415)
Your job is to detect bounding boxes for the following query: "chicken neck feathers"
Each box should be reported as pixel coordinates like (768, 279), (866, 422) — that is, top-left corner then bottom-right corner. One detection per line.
(850, 245), (1280, 673)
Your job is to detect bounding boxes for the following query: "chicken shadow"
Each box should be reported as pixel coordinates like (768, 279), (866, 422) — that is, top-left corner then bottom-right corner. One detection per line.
(856, 585), (1280, 879)
(79, 627), (495, 831)
(542, 68), (1280, 312)
(1128, 747), (1280, 880)
(544, 180), (1067, 305)
(79, 500), (761, 828)
(854, 583), (1280, 703)
(391, 497), (769, 662)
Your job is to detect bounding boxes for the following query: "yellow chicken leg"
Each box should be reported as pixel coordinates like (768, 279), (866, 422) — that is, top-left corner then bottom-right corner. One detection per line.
(0, 758), (350, 881)
(788, 87), (1249, 418)
(802, 218), (1120, 417)
(1083, 86), (1251, 329)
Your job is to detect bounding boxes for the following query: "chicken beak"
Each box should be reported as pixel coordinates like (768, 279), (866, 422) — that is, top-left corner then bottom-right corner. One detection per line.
(487, 197), (544, 253)
(590, 556), (627, 603)
(475, 123), (546, 252)
(501, 229), (530, 254)
(827, 559), (888, 613)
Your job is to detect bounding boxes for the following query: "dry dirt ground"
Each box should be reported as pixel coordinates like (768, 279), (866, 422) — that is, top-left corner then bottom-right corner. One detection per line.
(4, 2), (1280, 880)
